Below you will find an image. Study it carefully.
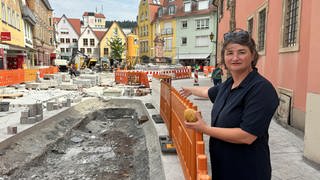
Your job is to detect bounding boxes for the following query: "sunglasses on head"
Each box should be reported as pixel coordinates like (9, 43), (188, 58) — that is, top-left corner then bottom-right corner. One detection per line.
(223, 29), (250, 41)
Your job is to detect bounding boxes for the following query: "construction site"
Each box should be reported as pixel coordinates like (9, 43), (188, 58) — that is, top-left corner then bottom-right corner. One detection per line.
(0, 65), (208, 180)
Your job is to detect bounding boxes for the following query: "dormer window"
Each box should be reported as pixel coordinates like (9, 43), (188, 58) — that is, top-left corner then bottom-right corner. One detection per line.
(198, 0), (209, 10)
(168, 5), (176, 15)
(184, 2), (191, 12)
(113, 28), (118, 35)
(153, 0), (160, 4)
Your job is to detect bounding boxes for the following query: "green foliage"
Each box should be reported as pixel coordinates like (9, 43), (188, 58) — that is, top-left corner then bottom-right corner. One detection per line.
(108, 36), (125, 60)
(105, 20), (137, 29)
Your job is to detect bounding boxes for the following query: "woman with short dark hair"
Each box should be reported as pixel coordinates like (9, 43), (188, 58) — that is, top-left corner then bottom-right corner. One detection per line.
(180, 29), (279, 180)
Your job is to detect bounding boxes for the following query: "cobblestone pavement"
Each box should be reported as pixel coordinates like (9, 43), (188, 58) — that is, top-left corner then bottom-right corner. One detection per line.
(172, 74), (320, 180)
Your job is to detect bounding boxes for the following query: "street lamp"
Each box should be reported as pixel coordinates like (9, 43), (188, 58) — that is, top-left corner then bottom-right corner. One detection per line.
(209, 32), (214, 42)
(209, 32), (217, 66)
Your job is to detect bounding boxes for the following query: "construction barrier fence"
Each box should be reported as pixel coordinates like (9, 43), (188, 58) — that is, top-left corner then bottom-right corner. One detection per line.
(114, 70), (150, 88)
(0, 66), (59, 87)
(203, 66), (215, 77)
(158, 76), (210, 180)
(115, 67), (192, 83)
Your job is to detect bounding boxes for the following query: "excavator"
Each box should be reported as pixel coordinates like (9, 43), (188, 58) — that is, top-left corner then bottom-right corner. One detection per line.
(69, 50), (97, 70)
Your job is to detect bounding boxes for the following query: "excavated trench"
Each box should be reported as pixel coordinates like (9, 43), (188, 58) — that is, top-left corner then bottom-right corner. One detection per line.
(0, 98), (164, 180)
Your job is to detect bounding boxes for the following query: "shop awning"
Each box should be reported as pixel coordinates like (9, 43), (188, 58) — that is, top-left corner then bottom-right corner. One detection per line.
(175, 53), (210, 60)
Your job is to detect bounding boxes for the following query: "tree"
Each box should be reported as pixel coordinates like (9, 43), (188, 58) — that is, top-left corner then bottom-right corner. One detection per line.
(108, 36), (125, 61)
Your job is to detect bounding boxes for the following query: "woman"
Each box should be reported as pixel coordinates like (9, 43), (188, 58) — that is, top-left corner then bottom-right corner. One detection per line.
(180, 29), (279, 180)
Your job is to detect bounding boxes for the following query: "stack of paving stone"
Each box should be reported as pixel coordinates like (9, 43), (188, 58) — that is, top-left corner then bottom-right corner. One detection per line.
(25, 82), (49, 90)
(61, 98), (72, 107)
(46, 98), (73, 111)
(46, 101), (59, 111)
(103, 88), (123, 97)
(20, 102), (43, 124)
(59, 83), (78, 91)
(61, 73), (71, 82)
(73, 79), (92, 88)
(44, 74), (63, 85)
(78, 74), (100, 86)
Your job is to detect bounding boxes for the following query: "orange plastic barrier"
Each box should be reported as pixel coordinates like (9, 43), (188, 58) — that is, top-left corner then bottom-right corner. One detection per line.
(114, 70), (150, 88)
(203, 66), (215, 77)
(160, 76), (172, 137)
(0, 69), (24, 86)
(24, 69), (38, 82)
(0, 66), (59, 87)
(159, 78), (211, 180)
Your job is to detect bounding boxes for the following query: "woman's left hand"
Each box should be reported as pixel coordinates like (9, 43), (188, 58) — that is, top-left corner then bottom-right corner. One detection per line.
(184, 111), (208, 133)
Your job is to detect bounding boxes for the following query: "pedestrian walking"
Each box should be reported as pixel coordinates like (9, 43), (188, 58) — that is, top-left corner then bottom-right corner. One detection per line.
(69, 63), (77, 78)
(211, 63), (223, 86)
(179, 28), (279, 180)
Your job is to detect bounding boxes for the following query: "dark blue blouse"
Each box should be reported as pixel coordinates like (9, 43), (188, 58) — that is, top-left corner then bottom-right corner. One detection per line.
(207, 69), (279, 180)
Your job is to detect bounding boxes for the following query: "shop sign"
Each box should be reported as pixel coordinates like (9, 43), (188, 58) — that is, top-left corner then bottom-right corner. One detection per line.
(1, 32), (11, 41)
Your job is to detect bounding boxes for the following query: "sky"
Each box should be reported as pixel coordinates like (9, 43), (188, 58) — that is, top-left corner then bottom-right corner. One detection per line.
(49, 0), (140, 21)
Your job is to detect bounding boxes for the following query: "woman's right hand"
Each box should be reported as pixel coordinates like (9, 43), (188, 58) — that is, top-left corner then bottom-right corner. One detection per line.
(184, 111), (208, 133)
(179, 87), (192, 97)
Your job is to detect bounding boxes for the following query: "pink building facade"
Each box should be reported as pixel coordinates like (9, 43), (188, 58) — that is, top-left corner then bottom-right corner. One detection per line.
(216, 0), (320, 164)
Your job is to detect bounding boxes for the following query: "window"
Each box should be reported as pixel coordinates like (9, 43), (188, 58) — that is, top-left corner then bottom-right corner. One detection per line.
(113, 28), (118, 36)
(283, 0), (299, 48)
(83, 39), (88, 46)
(61, 31), (69, 34)
(72, 39), (77, 43)
(184, 1), (191, 12)
(181, 20), (188, 28)
(195, 36), (210, 47)
(87, 48), (92, 54)
(16, 14), (20, 29)
(218, 0), (224, 20)
(181, 37), (187, 45)
(158, 8), (163, 17)
(2, 3), (6, 22)
(104, 48), (109, 55)
(66, 48), (70, 53)
(61, 48), (65, 53)
(164, 38), (172, 50)
(153, 0), (160, 4)
(90, 39), (95, 46)
(258, 8), (266, 51)
(66, 38), (70, 43)
(80, 48), (85, 53)
(198, 0), (209, 10)
(168, 5), (176, 15)
(12, 11), (15, 27)
(7, 7), (11, 25)
(196, 18), (209, 30)
(140, 41), (149, 53)
(247, 17), (253, 37)
(60, 38), (65, 43)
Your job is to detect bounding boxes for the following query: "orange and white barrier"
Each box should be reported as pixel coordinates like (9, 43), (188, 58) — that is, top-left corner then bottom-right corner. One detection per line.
(194, 69), (199, 86)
